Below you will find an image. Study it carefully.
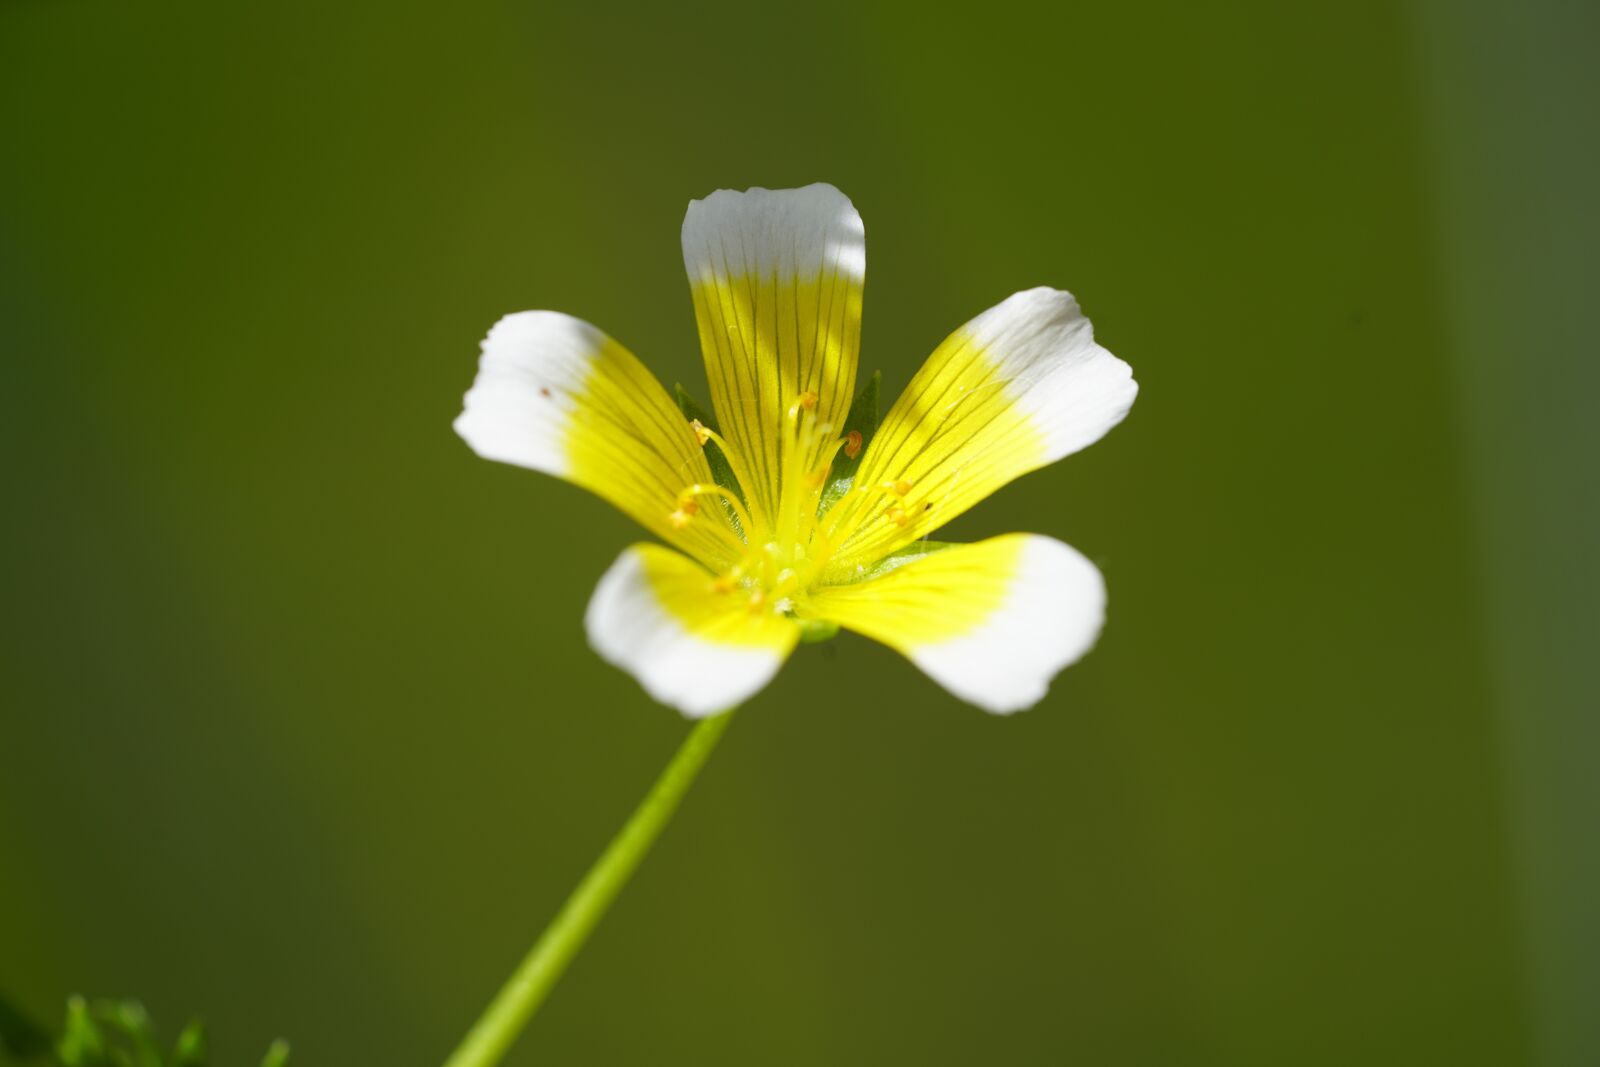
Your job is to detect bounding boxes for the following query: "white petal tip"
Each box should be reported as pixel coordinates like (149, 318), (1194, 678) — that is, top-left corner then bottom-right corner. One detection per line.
(683, 183), (865, 282)
(964, 288), (1138, 462)
(908, 537), (1107, 714)
(454, 311), (611, 476)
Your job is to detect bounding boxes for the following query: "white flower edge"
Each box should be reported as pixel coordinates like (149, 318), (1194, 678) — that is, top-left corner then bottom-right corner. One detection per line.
(906, 535), (1107, 714)
(454, 311), (605, 477)
(965, 286), (1138, 463)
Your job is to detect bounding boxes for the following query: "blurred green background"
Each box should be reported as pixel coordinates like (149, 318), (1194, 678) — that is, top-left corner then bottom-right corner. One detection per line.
(3, 2), (1595, 1065)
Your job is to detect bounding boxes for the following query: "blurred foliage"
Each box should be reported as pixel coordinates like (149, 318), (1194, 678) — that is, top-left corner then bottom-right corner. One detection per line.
(0, 994), (286, 1067)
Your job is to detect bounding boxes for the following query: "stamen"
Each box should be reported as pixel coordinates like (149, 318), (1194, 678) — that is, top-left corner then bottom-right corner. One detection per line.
(819, 476), (921, 543)
(688, 423), (772, 532)
(701, 390), (902, 602)
(775, 390), (827, 549)
(676, 482), (755, 540)
(807, 434), (853, 487)
(785, 391), (819, 424)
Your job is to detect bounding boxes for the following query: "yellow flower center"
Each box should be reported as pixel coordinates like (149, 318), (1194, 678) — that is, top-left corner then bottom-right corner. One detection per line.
(671, 393), (914, 615)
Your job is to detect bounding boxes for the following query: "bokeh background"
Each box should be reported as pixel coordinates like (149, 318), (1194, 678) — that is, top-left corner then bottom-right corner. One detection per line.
(3, 2), (1595, 1065)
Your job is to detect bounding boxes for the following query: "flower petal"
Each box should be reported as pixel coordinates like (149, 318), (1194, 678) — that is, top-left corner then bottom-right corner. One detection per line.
(586, 543), (800, 717)
(455, 311), (739, 568)
(826, 288), (1135, 566)
(682, 183), (864, 529)
(807, 534), (1106, 713)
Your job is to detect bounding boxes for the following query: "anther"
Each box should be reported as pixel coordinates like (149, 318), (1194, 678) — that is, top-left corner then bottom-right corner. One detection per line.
(893, 479), (913, 496)
(843, 430), (863, 459)
(712, 575), (737, 594)
(689, 418), (712, 446)
(669, 486), (702, 526)
(885, 504), (910, 527)
(675, 482), (755, 540)
(798, 390), (818, 411)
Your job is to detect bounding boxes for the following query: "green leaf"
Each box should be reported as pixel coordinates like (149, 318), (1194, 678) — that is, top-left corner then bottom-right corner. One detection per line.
(673, 383), (746, 537)
(833, 540), (960, 585)
(259, 1039), (291, 1067)
(171, 1020), (207, 1067)
(817, 371), (880, 518)
(0, 990), (52, 1061)
(56, 997), (106, 1067)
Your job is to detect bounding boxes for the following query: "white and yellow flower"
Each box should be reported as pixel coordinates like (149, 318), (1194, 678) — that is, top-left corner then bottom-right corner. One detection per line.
(456, 184), (1136, 717)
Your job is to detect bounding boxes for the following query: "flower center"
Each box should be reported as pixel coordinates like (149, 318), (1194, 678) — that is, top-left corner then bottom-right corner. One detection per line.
(671, 393), (914, 616)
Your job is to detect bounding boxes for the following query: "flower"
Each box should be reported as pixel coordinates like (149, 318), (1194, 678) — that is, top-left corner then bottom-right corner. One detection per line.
(455, 184), (1136, 717)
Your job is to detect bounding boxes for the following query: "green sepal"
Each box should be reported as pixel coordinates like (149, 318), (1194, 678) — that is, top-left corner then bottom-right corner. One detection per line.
(56, 997), (107, 1067)
(817, 371), (880, 518)
(832, 540), (960, 585)
(672, 382), (720, 435)
(259, 1039), (291, 1067)
(794, 618), (840, 644)
(172, 1020), (207, 1067)
(674, 383), (747, 539)
(0, 989), (53, 1061)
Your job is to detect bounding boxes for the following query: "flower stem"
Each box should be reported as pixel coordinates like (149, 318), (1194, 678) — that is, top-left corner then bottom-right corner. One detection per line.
(441, 709), (736, 1067)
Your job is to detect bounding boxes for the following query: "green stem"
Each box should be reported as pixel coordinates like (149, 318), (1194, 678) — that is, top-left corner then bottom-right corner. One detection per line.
(442, 709), (736, 1067)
